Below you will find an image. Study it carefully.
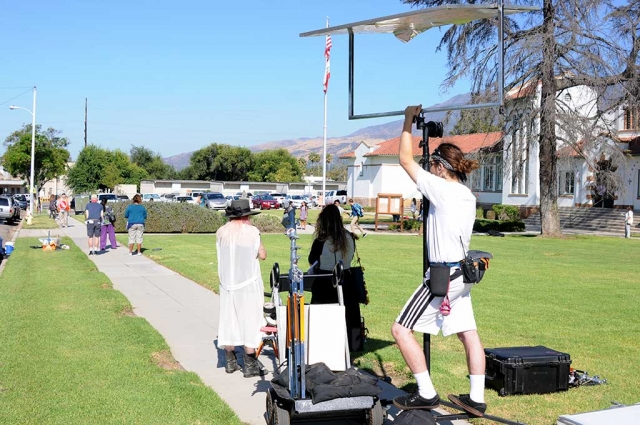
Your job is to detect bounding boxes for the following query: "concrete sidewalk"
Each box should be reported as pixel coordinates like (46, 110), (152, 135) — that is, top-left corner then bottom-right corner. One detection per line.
(19, 218), (455, 424)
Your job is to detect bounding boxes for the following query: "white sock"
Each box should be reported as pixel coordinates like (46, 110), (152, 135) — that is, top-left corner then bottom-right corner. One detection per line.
(469, 374), (485, 403)
(414, 371), (437, 399)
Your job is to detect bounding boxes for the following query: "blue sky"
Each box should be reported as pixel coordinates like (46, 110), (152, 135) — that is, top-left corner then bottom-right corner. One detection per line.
(0, 0), (475, 159)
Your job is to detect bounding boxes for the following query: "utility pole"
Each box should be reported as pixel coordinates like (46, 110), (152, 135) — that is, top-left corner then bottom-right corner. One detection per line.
(84, 98), (88, 147)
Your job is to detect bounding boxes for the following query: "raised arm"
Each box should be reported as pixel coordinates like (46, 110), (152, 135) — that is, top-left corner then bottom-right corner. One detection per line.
(399, 105), (423, 183)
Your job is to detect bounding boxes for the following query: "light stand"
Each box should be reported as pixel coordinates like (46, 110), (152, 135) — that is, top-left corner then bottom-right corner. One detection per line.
(415, 115), (443, 370)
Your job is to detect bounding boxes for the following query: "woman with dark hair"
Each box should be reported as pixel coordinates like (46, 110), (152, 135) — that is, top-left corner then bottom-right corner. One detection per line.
(308, 204), (363, 352)
(392, 105), (485, 416)
(124, 194), (147, 256)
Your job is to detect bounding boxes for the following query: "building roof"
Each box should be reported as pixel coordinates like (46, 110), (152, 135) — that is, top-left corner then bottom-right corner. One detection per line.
(342, 132), (503, 159)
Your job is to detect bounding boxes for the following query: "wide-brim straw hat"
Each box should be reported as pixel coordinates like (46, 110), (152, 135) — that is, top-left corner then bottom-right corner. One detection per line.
(225, 198), (260, 217)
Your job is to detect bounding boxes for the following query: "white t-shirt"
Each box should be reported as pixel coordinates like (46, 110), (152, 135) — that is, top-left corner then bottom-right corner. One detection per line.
(416, 168), (476, 263)
(625, 210), (633, 225)
(216, 221), (263, 291)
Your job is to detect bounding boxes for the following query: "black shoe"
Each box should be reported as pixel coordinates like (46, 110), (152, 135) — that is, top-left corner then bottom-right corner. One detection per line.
(448, 394), (486, 417)
(224, 351), (240, 374)
(393, 392), (440, 410)
(243, 353), (267, 378)
(88, 251), (93, 256)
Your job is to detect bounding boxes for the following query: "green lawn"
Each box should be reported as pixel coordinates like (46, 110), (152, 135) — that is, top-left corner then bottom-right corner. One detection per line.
(0, 237), (241, 425)
(25, 212), (59, 229)
(126, 233), (640, 424)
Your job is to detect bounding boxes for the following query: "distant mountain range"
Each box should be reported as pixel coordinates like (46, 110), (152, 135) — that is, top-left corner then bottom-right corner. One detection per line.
(163, 93), (470, 171)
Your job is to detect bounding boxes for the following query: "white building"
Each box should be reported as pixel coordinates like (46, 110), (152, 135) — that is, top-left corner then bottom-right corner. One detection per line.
(341, 84), (640, 212)
(341, 133), (502, 207)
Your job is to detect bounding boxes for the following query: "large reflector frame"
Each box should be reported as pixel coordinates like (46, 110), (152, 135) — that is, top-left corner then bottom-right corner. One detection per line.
(300, 2), (537, 120)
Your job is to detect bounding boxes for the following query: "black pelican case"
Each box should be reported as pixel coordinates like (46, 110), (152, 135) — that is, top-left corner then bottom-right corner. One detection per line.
(484, 346), (571, 396)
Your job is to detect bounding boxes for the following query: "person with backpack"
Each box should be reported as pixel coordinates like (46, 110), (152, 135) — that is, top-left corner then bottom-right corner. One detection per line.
(347, 198), (367, 238)
(281, 200), (296, 234)
(100, 198), (118, 251)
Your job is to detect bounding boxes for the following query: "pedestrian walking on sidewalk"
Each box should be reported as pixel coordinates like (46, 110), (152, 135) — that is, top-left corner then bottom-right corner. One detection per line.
(57, 193), (70, 228)
(100, 198), (118, 251)
(299, 201), (308, 230)
(217, 199), (268, 378)
(124, 194), (147, 256)
(85, 194), (103, 255)
(347, 199), (367, 238)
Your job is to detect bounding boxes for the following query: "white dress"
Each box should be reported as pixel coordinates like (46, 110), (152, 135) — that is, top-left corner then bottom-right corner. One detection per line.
(216, 220), (264, 349)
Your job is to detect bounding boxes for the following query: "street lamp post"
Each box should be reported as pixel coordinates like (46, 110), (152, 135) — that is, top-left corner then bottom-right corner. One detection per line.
(9, 86), (37, 213)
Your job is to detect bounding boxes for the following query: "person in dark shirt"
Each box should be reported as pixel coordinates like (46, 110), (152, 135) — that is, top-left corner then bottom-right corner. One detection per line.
(85, 194), (104, 255)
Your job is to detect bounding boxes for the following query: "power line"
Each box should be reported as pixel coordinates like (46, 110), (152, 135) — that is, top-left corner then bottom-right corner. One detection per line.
(0, 88), (33, 107)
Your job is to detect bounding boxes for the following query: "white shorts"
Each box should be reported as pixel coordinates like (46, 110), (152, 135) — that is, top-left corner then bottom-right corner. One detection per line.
(217, 279), (264, 349)
(396, 267), (477, 337)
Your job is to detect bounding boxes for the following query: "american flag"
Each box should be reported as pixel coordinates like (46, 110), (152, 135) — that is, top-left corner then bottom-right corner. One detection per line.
(323, 35), (332, 93)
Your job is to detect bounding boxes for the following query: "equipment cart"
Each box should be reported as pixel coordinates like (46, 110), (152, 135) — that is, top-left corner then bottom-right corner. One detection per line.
(265, 230), (384, 425)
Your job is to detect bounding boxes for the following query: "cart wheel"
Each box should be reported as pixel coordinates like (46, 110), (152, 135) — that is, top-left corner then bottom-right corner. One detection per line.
(272, 402), (290, 425)
(265, 390), (274, 422)
(499, 388), (507, 397)
(367, 400), (384, 425)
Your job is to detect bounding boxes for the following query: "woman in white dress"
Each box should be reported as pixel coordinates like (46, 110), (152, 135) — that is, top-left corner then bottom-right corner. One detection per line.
(217, 199), (268, 377)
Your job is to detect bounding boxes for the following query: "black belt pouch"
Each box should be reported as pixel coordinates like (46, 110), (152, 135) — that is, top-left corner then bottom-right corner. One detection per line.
(427, 264), (450, 297)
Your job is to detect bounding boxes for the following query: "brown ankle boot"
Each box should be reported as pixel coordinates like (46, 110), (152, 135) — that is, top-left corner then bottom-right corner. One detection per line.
(224, 351), (240, 374)
(243, 353), (266, 378)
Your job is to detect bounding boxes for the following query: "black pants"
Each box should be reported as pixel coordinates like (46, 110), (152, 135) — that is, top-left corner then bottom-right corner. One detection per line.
(310, 269), (363, 352)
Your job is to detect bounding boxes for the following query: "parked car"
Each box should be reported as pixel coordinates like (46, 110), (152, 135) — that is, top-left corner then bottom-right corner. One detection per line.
(203, 192), (228, 210)
(288, 195), (305, 209)
(176, 196), (194, 203)
(12, 194), (27, 210)
(0, 196), (17, 224)
(11, 199), (21, 221)
(160, 194), (176, 202)
(252, 194), (279, 210)
(142, 193), (162, 202)
(326, 190), (348, 205)
(303, 195), (318, 208)
(98, 193), (118, 203)
(117, 195), (130, 202)
(270, 193), (286, 208)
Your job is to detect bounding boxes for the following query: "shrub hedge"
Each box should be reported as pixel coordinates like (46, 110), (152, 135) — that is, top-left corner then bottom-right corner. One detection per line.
(492, 204), (521, 221)
(110, 202), (225, 233)
(474, 218), (525, 233)
(109, 202), (285, 234)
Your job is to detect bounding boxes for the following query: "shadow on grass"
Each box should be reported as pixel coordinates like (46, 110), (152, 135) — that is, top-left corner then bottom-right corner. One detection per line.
(352, 337), (397, 383)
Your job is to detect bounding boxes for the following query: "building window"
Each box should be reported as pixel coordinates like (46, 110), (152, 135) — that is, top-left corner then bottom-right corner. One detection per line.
(564, 93), (572, 103)
(481, 155), (503, 191)
(511, 129), (529, 194)
(624, 106), (639, 130)
(558, 171), (575, 195)
(470, 168), (482, 191)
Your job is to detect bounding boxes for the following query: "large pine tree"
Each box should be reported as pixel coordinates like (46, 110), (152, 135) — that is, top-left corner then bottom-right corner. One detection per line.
(403, 0), (639, 236)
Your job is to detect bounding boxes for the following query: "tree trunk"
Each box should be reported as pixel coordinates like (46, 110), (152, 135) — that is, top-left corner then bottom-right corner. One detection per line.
(539, 0), (562, 237)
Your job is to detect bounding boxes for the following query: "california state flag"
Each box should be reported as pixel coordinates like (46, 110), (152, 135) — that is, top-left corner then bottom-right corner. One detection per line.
(323, 35), (332, 93)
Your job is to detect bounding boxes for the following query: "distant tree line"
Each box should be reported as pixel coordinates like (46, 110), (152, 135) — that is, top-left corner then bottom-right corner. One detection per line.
(1, 124), (347, 195)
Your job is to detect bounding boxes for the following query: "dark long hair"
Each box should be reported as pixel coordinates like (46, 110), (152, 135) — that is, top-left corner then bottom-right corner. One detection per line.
(314, 204), (349, 255)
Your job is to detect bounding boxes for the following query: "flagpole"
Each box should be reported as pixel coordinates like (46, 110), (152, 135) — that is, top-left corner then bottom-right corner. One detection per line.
(322, 17), (329, 206)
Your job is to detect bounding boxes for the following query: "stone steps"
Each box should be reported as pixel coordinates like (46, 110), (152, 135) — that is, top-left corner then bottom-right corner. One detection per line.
(523, 208), (633, 233)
